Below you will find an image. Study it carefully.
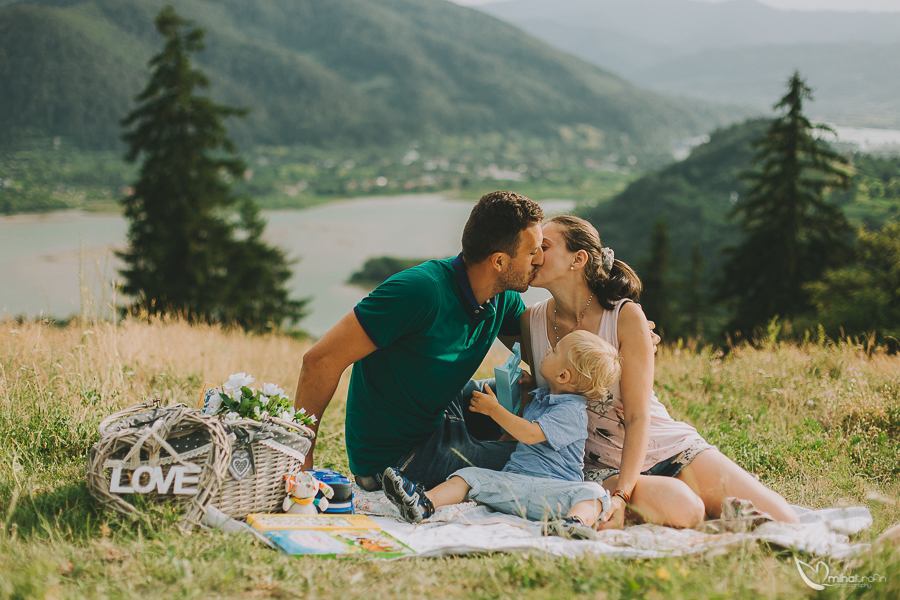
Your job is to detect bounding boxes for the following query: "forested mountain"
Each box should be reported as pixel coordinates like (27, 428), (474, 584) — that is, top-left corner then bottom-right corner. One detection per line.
(633, 42), (900, 129)
(0, 0), (739, 152)
(579, 119), (900, 282)
(580, 119), (768, 279)
(480, 0), (900, 128)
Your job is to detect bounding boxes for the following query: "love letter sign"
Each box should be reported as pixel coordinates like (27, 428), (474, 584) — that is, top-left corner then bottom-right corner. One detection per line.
(109, 463), (201, 495)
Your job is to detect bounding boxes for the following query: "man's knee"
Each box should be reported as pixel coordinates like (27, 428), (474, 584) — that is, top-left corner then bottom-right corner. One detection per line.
(354, 473), (382, 492)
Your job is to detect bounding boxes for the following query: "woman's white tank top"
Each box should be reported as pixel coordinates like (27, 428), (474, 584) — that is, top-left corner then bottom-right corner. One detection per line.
(530, 298), (703, 470)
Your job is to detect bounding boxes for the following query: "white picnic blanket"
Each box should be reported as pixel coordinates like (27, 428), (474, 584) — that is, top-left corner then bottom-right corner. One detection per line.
(354, 487), (873, 560)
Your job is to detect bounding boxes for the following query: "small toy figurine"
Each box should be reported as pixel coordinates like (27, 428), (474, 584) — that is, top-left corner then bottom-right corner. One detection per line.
(283, 472), (334, 514)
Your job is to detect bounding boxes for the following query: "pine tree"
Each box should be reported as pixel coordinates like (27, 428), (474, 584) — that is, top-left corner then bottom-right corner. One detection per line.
(717, 71), (852, 338)
(639, 218), (675, 337)
(118, 5), (306, 330)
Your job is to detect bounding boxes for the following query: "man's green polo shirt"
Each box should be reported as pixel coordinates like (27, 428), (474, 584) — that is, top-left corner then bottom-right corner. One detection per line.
(345, 253), (524, 476)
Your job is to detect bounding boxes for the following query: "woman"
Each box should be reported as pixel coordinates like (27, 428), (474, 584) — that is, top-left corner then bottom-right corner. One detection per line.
(521, 215), (799, 529)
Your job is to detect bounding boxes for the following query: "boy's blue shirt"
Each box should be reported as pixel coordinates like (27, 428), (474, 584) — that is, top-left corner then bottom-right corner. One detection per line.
(502, 386), (588, 482)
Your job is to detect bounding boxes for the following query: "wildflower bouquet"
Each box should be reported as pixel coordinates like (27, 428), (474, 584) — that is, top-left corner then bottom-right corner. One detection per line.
(216, 372), (316, 428)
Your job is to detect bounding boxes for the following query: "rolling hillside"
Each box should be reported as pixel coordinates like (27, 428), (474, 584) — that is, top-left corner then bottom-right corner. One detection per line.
(580, 117), (900, 285)
(634, 42), (900, 129)
(0, 0), (740, 152)
(579, 119), (769, 279)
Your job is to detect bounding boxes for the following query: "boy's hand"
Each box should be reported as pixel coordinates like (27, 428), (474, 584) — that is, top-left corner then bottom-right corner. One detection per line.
(470, 385), (500, 417)
(519, 370), (536, 392)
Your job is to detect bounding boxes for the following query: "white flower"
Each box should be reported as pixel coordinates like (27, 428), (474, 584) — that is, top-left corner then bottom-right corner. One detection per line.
(261, 382), (285, 397)
(259, 395), (270, 407)
(309, 414), (317, 424)
(280, 410), (293, 421)
(228, 389), (243, 401)
(225, 411), (240, 421)
(298, 408), (307, 415)
(253, 406), (261, 417)
(223, 372), (254, 391)
(277, 392), (290, 402)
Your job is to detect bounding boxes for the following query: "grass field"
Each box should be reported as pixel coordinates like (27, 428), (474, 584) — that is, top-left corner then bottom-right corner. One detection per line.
(1, 317), (899, 599)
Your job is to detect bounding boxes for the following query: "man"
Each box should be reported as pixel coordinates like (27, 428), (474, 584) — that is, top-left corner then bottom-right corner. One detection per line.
(293, 191), (544, 489)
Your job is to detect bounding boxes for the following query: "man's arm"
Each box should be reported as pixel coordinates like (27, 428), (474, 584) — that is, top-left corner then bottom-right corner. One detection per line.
(294, 310), (377, 469)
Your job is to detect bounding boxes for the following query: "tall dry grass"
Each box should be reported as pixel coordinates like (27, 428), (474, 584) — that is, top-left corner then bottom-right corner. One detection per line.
(1, 317), (899, 599)
(1, 316), (312, 408)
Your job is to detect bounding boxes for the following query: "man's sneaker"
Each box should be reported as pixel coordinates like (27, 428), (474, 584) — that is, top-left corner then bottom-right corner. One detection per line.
(382, 467), (434, 524)
(542, 517), (598, 541)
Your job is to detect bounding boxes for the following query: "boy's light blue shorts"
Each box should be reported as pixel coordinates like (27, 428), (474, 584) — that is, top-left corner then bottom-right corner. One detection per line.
(451, 467), (611, 522)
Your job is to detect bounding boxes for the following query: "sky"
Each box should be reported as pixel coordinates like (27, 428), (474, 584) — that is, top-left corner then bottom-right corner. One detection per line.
(450, 0), (900, 12)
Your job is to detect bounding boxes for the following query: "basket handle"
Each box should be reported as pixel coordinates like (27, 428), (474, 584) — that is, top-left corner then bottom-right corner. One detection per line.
(265, 415), (316, 439)
(97, 397), (161, 435)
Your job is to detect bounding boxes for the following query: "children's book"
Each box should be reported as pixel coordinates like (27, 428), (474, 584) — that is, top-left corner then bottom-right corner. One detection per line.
(261, 528), (414, 558)
(247, 513), (378, 531)
(247, 513), (413, 558)
(330, 530), (413, 558)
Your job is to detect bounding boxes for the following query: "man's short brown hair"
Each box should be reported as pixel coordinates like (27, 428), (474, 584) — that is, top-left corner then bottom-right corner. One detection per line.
(461, 191), (544, 264)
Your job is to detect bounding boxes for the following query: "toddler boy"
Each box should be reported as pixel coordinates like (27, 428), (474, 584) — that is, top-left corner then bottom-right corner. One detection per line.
(383, 330), (621, 539)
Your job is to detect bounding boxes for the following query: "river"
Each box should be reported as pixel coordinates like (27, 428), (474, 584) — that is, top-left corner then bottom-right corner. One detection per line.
(0, 194), (575, 336)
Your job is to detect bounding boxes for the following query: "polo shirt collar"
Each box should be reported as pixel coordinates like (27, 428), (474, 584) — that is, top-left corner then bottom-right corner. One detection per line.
(530, 386), (577, 405)
(451, 253), (496, 322)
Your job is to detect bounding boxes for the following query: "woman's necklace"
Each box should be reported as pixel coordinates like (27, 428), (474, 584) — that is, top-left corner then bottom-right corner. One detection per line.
(553, 293), (593, 343)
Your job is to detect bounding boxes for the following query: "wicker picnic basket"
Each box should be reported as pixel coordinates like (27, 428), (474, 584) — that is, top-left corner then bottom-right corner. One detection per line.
(86, 399), (315, 530)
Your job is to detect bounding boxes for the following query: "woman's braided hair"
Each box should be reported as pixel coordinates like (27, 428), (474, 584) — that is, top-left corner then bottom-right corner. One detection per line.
(549, 215), (642, 310)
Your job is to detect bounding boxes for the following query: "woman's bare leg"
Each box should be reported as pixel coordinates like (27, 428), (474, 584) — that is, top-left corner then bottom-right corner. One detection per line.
(598, 473), (705, 529)
(676, 449), (799, 523)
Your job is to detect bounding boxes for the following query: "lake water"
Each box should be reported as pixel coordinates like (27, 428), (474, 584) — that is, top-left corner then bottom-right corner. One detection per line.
(823, 125), (900, 152)
(0, 194), (574, 336)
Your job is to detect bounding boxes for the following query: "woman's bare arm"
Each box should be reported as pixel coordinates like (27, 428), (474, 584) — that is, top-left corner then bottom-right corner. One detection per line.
(606, 302), (654, 519)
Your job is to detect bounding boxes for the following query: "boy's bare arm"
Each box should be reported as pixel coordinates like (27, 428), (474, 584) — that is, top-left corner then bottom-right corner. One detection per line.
(294, 310), (377, 468)
(470, 386), (546, 444)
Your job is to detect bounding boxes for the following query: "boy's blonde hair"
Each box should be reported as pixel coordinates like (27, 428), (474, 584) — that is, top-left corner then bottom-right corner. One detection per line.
(564, 330), (622, 401)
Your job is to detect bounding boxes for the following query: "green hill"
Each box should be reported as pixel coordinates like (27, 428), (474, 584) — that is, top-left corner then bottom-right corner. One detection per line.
(579, 119), (767, 277)
(0, 0), (740, 152)
(579, 118), (900, 281)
